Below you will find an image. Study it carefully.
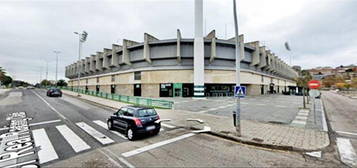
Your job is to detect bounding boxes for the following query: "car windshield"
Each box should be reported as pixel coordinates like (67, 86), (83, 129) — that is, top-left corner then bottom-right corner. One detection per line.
(136, 109), (157, 117)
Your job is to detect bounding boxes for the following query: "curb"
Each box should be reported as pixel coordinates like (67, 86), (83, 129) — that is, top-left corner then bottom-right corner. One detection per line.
(207, 130), (330, 152)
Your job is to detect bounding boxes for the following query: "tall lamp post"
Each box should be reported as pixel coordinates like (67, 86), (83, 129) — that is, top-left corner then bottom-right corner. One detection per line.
(74, 31), (88, 96)
(53, 50), (61, 87)
(233, 0), (241, 136)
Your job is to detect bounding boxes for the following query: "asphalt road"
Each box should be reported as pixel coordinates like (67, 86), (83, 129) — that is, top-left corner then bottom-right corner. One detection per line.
(0, 89), (340, 167)
(322, 91), (357, 166)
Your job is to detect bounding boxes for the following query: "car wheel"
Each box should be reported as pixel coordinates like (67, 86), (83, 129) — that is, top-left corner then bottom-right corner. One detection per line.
(126, 128), (135, 141)
(153, 129), (160, 136)
(107, 121), (113, 130)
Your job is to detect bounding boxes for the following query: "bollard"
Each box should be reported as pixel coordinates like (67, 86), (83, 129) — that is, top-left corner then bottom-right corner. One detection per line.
(233, 111), (236, 126)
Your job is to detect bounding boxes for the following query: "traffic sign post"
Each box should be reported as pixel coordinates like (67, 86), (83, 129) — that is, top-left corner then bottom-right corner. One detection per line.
(307, 80), (321, 124)
(308, 80), (321, 89)
(234, 86), (246, 98)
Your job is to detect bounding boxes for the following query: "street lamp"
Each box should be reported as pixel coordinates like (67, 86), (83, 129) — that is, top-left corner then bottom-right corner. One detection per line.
(74, 31), (88, 96)
(233, 0), (241, 136)
(53, 50), (61, 87)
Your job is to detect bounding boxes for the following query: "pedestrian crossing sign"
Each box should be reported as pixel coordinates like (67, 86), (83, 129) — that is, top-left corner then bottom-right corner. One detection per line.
(234, 86), (246, 98)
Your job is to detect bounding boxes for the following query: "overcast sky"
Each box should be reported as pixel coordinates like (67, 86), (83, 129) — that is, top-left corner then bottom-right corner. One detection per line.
(0, 0), (356, 84)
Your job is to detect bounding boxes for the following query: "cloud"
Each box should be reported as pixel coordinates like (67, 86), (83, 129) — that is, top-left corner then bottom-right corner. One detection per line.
(0, 0), (356, 84)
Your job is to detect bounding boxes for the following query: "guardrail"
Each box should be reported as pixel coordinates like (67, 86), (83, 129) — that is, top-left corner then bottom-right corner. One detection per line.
(57, 87), (174, 109)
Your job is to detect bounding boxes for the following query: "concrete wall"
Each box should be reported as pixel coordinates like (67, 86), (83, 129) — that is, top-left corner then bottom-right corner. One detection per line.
(116, 84), (133, 96)
(141, 84), (160, 97)
(247, 84), (261, 96)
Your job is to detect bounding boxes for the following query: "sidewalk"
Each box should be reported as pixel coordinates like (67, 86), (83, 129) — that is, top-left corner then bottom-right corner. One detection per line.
(63, 90), (330, 151)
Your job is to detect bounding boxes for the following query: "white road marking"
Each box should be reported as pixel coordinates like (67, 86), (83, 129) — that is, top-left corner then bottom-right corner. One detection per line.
(291, 120), (306, 125)
(56, 125), (91, 152)
(336, 131), (357, 136)
(298, 112), (309, 116)
(122, 133), (195, 157)
(336, 137), (357, 166)
(0, 127), (9, 131)
(305, 151), (322, 158)
(32, 128), (59, 164)
(32, 90), (67, 119)
(93, 120), (127, 140)
(275, 105), (287, 108)
(76, 122), (114, 145)
(295, 116), (308, 120)
(161, 123), (176, 129)
(29, 119), (62, 127)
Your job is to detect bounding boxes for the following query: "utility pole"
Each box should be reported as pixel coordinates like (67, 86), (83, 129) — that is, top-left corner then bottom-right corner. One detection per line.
(74, 31), (88, 96)
(54, 50), (61, 87)
(233, 0), (241, 136)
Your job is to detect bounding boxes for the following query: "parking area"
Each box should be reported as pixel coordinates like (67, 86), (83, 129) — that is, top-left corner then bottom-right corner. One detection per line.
(165, 95), (303, 124)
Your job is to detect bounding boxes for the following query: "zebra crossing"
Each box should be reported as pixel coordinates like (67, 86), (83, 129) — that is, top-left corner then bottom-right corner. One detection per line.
(28, 120), (175, 165)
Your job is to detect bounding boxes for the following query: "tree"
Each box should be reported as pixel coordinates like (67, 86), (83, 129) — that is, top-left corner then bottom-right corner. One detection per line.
(40, 80), (53, 86)
(322, 75), (344, 88)
(351, 78), (357, 88)
(1, 76), (12, 86)
(295, 70), (312, 88)
(56, 79), (68, 87)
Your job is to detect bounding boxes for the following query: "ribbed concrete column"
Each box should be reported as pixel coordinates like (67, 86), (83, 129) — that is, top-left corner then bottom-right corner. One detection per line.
(111, 44), (122, 67)
(229, 34), (245, 60)
(102, 48), (111, 69)
(95, 52), (103, 71)
(205, 30), (216, 63)
(122, 39), (139, 66)
(177, 29), (182, 63)
(81, 59), (86, 75)
(90, 54), (96, 72)
(248, 41), (260, 66)
(258, 46), (267, 68)
(144, 33), (158, 64)
(193, 0), (205, 98)
(85, 57), (90, 73)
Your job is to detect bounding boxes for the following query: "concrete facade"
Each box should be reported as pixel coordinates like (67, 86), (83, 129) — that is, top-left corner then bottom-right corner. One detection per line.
(66, 30), (298, 97)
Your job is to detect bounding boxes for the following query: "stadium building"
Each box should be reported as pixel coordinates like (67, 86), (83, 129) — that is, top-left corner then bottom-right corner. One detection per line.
(65, 30), (298, 98)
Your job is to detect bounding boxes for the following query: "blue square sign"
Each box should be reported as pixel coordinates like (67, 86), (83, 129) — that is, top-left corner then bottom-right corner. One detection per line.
(234, 86), (246, 98)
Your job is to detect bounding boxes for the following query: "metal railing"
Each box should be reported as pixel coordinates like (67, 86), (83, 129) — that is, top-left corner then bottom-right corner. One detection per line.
(58, 87), (174, 109)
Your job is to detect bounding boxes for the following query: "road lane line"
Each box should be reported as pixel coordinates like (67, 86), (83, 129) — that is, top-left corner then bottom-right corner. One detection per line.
(122, 133), (195, 157)
(0, 127), (9, 131)
(336, 137), (357, 166)
(336, 131), (357, 136)
(29, 119), (62, 127)
(76, 122), (114, 145)
(56, 125), (91, 152)
(93, 120), (128, 140)
(32, 90), (67, 120)
(32, 128), (59, 164)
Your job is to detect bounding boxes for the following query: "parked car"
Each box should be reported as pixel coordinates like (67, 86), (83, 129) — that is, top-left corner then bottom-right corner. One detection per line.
(107, 106), (161, 140)
(47, 88), (62, 97)
(26, 86), (35, 89)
